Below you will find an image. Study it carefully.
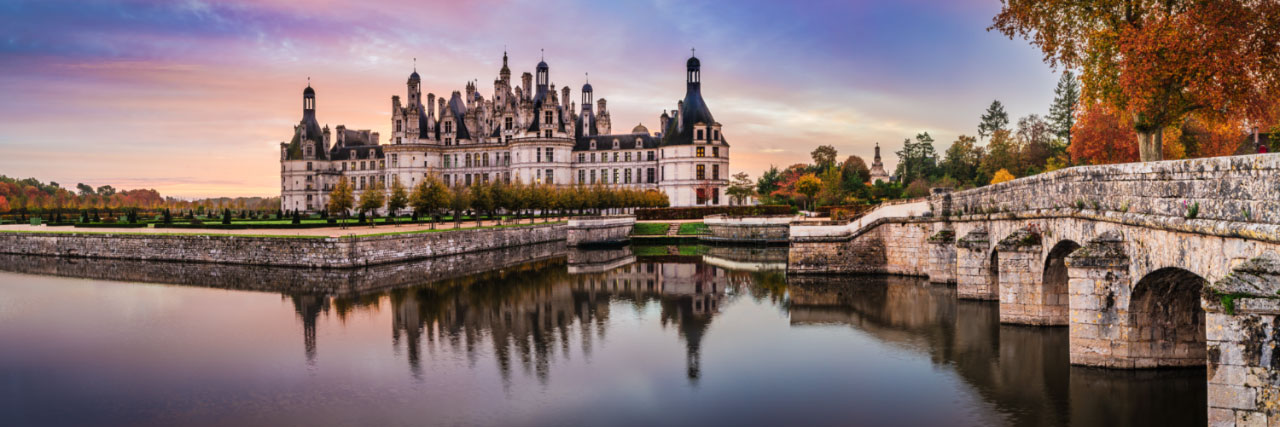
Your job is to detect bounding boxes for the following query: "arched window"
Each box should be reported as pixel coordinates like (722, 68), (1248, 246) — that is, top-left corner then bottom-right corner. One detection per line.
(612, 139), (620, 149)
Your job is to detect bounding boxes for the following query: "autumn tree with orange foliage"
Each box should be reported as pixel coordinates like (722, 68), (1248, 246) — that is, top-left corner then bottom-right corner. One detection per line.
(993, 0), (1280, 161)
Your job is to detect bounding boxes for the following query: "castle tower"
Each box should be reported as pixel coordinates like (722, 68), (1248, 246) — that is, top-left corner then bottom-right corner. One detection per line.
(499, 50), (511, 86)
(303, 81), (316, 119)
(658, 51), (728, 206)
(869, 142), (890, 184)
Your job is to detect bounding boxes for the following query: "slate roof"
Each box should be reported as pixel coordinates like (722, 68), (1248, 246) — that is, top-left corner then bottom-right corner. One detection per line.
(573, 132), (660, 152)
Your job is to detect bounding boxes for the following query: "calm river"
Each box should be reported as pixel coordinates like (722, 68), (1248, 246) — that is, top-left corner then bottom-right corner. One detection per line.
(0, 245), (1205, 427)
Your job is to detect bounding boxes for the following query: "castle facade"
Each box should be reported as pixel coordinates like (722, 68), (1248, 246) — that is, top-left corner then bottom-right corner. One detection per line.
(281, 52), (729, 212)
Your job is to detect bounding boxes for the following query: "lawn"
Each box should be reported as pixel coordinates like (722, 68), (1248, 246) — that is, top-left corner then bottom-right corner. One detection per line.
(676, 222), (710, 235)
(632, 223), (671, 236)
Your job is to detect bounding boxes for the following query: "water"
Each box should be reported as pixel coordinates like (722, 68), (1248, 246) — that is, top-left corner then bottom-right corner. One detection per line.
(0, 247), (1205, 427)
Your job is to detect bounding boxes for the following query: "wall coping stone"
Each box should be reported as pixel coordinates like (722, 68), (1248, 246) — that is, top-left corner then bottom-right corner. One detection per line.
(1066, 231), (1129, 268)
(996, 228), (1042, 252)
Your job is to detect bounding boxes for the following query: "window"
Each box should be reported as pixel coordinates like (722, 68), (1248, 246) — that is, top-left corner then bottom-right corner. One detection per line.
(379, 160), (385, 169)
(504, 172), (510, 183)
(697, 188), (707, 204)
(306, 162), (312, 171)
(590, 153), (596, 162)
(397, 137), (402, 144)
(466, 154), (472, 168)
(613, 169), (619, 184)
(713, 147), (719, 157)
(544, 130), (552, 138)
(483, 153), (490, 167)
(445, 138), (452, 145)
(504, 152), (510, 166)
(537, 148), (542, 163)
(505, 117), (513, 130)
(647, 168), (655, 183)
(697, 164), (706, 180)
(483, 173), (489, 184)
(579, 170), (585, 184)
(361, 161), (367, 170)
(465, 174), (472, 186)
(444, 155), (451, 169)
(444, 121), (453, 133)
(600, 169), (607, 183)
(391, 154), (398, 167)
(360, 176), (366, 189)
(590, 170), (597, 184)
(578, 153), (585, 163)
(546, 148), (554, 162)
(697, 147), (705, 157)
(647, 151), (654, 161)
(712, 164), (719, 180)
(625, 152), (632, 162)
(590, 140), (597, 150)
(613, 140), (620, 149)
(544, 110), (553, 124)
(625, 168), (632, 184)
(696, 129), (704, 140)
(396, 120), (402, 132)
(712, 188), (720, 205)
(613, 152), (619, 162)
(545, 169), (554, 185)
(714, 129), (720, 141)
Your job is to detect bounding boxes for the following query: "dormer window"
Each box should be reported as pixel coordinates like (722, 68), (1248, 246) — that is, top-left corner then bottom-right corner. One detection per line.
(544, 110), (553, 124)
(444, 121), (453, 133)
(696, 129), (704, 141)
(505, 117), (513, 130)
(590, 140), (596, 150)
(544, 130), (552, 138)
(612, 139), (620, 149)
(396, 120), (402, 132)
(714, 129), (720, 141)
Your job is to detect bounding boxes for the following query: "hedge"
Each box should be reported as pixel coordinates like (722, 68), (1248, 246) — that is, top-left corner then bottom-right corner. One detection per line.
(634, 205), (793, 220)
(73, 223), (150, 228)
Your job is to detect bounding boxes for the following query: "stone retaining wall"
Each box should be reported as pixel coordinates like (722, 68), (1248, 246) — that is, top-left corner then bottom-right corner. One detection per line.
(702, 215), (792, 243)
(0, 224), (566, 268)
(566, 216), (634, 246)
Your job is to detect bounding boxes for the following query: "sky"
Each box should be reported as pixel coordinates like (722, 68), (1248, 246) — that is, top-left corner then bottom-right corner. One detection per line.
(0, 0), (1063, 198)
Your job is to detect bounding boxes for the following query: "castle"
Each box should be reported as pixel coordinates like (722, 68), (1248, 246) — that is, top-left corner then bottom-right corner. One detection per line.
(280, 52), (730, 213)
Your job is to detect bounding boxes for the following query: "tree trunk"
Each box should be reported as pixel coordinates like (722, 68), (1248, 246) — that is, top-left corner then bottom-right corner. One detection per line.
(1138, 131), (1163, 162)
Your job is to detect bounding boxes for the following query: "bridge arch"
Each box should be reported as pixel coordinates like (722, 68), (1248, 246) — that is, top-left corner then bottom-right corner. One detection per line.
(1042, 239), (1081, 314)
(1127, 267), (1207, 367)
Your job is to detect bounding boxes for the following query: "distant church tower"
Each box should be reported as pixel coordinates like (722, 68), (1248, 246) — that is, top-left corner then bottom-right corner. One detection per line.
(869, 143), (890, 184)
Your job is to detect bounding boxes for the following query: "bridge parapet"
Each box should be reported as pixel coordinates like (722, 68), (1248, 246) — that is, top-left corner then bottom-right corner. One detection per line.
(934, 154), (1280, 225)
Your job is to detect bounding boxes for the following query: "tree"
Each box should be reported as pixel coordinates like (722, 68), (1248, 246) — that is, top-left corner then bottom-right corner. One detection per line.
(992, 0), (1280, 161)
(810, 145), (838, 170)
(386, 178), (408, 223)
(794, 173), (821, 211)
(75, 183), (94, 196)
(894, 132), (938, 185)
(470, 181), (495, 226)
(978, 100), (1009, 140)
(357, 186), (386, 225)
(448, 185), (471, 228)
(327, 177), (355, 226)
(409, 176), (449, 228)
(1069, 104), (1139, 165)
(726, 172), (755, 205)
(1015, 114), (1055, 175)
(980, 129), (1021, 179)
(755, 166), (782, 202)
(95, 185), (116, 197)
(1049, 71), (1080, 144)
(839, 155), (871, 197)
(903, 178), (930, 198)
(990, 169), (1015, 185)
(940, 135), (984, 187)
(0, 195), (8, 213)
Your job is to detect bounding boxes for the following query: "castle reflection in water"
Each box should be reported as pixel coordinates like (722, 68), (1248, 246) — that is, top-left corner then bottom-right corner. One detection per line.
(0, 246), (1203, 426)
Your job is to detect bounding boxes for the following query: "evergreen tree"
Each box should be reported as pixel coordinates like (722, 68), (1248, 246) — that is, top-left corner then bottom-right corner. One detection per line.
(1048, 70), (1080, 145)
(894, 132), (939, 185)
(978, 100), (1010, 140)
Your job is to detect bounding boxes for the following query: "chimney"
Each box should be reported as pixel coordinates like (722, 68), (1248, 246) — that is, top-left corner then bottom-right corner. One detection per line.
(562, 86), (571, 109)
(427, 93), (436, 117)
(522, 72), (533, 98)
(676, 101), (683, 130)
(598, 98), (607, 114)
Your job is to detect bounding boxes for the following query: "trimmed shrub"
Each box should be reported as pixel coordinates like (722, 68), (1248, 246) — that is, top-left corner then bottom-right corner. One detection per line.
(635, 205), (792, 220)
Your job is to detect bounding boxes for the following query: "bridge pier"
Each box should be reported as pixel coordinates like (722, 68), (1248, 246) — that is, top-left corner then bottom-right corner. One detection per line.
(956, 228), (996, 300)
(997, 227), (1065, 325)
(1204, 254), (1280, 426)
(1066, 232), (1137, 367)
(926, 229), (956, 284)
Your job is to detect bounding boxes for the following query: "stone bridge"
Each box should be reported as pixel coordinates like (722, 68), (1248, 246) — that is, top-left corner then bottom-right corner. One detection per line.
(787, 154), (1280, 425)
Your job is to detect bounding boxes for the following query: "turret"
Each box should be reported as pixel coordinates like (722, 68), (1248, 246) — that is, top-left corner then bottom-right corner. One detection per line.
(427, 93), (436, 118)
(499, 51), (511, 86)
(303, 82), (316, 119)
(561, 85), (571, 110)
(521, 72), (532, 99)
